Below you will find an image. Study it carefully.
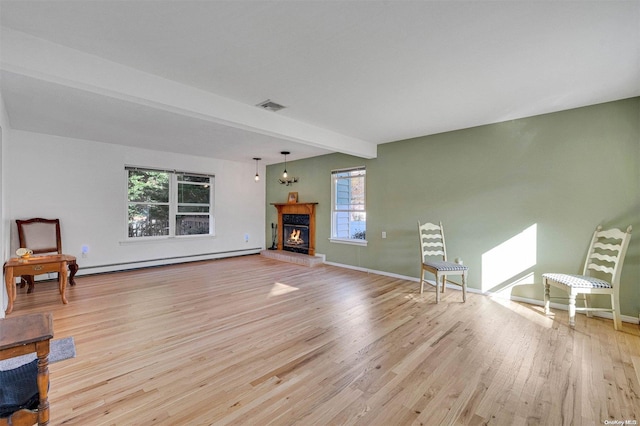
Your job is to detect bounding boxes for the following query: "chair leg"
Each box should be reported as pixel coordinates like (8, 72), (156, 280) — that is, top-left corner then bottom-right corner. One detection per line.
(462, 271), (467, 303)
(435, 273), (441, 304)
(420, 269), (425, 294)
(68, 261), (78, 286)
(25, 275), (35, 293)
(568, 293), (576, 327)
(543, 278), (550, 315)
(612, 293), (621, 331)
(584, 294), (593, 317)
(19, 275), (35, 292)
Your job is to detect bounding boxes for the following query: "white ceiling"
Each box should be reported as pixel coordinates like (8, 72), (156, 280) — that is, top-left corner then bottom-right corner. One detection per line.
(1, 1), (639, 165)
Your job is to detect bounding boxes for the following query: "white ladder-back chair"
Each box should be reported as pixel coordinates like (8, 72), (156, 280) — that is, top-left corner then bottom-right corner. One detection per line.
(543, 225), (632, 330)
(418, 221), (468, 303)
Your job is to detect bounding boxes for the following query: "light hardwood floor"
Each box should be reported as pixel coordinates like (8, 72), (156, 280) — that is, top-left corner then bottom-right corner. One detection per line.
(7, 254), (640, 425)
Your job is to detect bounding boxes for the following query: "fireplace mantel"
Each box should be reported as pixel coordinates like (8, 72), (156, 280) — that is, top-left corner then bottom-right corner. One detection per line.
(272, 202), (318, 256)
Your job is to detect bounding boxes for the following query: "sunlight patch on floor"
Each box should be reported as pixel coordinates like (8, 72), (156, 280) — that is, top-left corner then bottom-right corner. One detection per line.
(268, 282), (300, 298)
(489, 293), (554, 328)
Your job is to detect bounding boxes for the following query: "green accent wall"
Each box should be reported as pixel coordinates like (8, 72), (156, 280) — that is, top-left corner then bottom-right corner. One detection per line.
(266, 98), (640, 316)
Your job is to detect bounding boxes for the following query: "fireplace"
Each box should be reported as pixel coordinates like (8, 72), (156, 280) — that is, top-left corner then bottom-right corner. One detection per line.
(282, 214), (310, 254)
(272, 202), (317, 256)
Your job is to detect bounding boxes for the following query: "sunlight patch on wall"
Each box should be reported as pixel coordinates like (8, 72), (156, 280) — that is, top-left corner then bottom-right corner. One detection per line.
(488, 271), (536, 298)
(481, 224), (537, 293)
(268, 282), (299, 298)
(510, 271), (535, 287)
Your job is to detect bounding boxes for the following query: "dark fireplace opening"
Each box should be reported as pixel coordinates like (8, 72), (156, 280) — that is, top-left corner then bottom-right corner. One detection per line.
(282, 214), (310, 254)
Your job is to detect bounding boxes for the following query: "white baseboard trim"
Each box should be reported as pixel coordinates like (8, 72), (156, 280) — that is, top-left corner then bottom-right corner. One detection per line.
(322, 259), (639, 325)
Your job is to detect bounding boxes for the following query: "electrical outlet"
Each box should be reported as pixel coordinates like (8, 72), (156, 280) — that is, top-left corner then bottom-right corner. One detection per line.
(382, 231), (387, 239)
(244, 233), (249, 242)
(81, 245), (89, 258)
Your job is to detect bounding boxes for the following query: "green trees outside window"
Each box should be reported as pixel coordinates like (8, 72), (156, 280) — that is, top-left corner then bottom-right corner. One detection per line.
(127, 168), (214, 238)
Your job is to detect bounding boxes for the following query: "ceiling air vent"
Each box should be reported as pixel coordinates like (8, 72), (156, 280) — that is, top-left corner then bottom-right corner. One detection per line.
(256, 99), (286, 112)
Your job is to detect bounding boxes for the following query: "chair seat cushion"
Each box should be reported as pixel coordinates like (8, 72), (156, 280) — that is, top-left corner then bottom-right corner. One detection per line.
(423, 260), (468, 272)
(0, 359), (39, 418)
(543, 273), (612, 289)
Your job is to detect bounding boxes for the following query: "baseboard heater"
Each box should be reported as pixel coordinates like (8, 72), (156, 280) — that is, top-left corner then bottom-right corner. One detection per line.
(34, 248), (262, 279)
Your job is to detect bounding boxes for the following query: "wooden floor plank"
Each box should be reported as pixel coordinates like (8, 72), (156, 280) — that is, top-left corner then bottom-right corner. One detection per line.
(6, 254), (640, 425)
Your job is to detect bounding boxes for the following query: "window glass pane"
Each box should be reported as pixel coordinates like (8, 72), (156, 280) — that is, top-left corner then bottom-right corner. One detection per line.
(176, 174), (210, 184)
(332, 168), (366, 240)
(178, 183), (210, 204)
(128, 204), (170, 237)
(332, 212), (366, 240)
(335, 177), (364, 210)
(176, 215), (210, 235)
(177, 205), (210, 213)
(127, 168), (214, 238)
(128, 171), (169, 203)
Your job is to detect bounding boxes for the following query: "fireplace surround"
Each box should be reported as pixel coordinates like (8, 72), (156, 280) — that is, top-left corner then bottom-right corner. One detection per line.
(272, 202), (317, 256)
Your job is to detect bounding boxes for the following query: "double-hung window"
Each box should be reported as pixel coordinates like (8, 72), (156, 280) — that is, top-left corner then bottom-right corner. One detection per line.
(126, 167), (214, 238)
(330, 167), (366, 245)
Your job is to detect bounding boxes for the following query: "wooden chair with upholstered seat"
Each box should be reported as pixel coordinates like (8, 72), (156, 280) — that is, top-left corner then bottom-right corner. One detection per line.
(418, 221), (468, 303)
(15, 218), (78, 293)
(543, 225), (632, 330)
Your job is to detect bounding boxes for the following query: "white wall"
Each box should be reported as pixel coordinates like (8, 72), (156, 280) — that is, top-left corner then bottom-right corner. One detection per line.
(6, 130), (266, 276)
(0, 92), (11, 316)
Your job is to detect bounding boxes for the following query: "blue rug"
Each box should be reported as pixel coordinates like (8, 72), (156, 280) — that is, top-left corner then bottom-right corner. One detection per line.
(0, 337), (76, 371)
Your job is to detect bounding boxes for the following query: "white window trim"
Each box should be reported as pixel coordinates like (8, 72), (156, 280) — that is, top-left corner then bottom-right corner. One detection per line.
(125, 166), (215, 240)
(330, 166), (367, 247)
(119, 234), (216, 245)
(329, 237), (368, 246)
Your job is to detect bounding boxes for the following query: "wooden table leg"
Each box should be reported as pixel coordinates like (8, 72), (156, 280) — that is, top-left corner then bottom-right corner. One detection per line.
(4, 265), (15, 314)
(59, 260), (68, 304)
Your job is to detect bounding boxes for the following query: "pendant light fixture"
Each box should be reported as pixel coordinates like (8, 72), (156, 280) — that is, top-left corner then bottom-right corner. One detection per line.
(281, 151), (290, 178)
(253, 157), (261, 182)
(277, 151), (298, 186)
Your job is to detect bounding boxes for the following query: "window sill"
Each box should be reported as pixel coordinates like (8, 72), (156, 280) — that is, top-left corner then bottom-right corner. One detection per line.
(329, 238), (368, 247)
(120, 234), (216, 245)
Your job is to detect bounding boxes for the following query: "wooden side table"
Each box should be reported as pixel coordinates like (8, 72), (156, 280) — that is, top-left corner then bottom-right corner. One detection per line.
(0, 312), (53, 425)
(4, 255), (75, 315)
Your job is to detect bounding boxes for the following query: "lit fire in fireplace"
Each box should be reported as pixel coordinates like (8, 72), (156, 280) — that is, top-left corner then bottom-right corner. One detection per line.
(287, 229), (305, 245)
